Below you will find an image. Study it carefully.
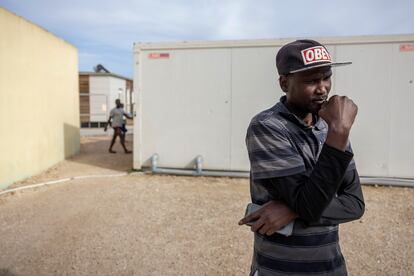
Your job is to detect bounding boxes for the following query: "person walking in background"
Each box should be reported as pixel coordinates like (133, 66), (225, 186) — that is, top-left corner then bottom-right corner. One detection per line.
(104, 99), (133, 154)
(239, 39), (365, 275)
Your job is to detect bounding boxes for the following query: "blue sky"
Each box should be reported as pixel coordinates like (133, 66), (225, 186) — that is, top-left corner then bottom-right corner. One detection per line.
(2, 0), (413, 78)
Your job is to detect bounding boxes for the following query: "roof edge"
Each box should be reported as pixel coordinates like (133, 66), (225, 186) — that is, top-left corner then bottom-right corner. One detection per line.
(79, 72), (132, 81)
(134, 34), (414, 51)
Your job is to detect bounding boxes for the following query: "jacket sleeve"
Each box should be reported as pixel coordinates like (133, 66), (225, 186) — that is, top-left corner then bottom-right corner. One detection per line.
(308, 169), (364, 225)
(264, 144), (364, 223)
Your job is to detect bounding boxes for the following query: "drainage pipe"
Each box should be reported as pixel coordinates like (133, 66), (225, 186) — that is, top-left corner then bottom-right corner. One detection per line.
(360, 177), (414, 187)
(149, 154), (414, 187)
(147, 167), (249, 178)
(147, 167), (414, 186)
(195, 155), (203, 175)
(150, 153), (249, 178)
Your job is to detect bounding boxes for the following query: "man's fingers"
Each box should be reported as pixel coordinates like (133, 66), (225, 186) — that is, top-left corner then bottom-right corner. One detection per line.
(265, 222), (283, 236)
(259, 222), (270, 235)
(261, 220), (278, 236)
(238, 211), (261, 225)
(256, 220), (282, 236)
(251, 217), (265, 232)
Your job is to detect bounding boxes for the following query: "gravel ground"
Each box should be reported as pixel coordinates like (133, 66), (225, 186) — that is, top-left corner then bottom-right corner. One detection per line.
(0, 136), (413, 276)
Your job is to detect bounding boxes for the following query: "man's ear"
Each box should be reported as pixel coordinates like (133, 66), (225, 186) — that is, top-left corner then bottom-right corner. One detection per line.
(279, 75), (289, 93)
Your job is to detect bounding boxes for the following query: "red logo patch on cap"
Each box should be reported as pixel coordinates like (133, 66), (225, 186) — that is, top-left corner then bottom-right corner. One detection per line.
(301, 46), (332, 65)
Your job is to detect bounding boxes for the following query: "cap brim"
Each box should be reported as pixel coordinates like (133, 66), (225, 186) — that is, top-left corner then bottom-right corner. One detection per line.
(289, 62), (352, 74)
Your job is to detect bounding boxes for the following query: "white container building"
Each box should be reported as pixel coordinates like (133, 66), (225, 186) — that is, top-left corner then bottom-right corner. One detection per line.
(133, 34), (414, 183)
(79, 72), (133, 128)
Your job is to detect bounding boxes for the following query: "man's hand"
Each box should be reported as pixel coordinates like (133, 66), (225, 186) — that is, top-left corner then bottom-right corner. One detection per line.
(104, 120), (111, 132)
(238, 201), (297, 236)
(319, 95), (358, 151)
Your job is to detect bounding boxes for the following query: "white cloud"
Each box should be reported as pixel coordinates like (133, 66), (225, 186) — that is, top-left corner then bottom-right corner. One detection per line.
(2, 0), (413, 77)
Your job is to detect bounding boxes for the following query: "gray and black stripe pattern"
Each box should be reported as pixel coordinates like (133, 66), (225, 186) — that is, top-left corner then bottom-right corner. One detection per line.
(246, 96), (353, 275)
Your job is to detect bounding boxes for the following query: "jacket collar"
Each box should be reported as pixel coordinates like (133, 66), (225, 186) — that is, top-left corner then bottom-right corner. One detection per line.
(275, 96), (327, 131)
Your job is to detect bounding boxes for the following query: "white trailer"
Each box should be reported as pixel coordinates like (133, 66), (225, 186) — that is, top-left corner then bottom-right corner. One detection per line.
(79, 72), (133, 128)
(133, 34), (414, 182)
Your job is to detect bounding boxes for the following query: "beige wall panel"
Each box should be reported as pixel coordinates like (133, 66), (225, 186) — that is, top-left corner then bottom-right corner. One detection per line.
(0, 8), (80, 188)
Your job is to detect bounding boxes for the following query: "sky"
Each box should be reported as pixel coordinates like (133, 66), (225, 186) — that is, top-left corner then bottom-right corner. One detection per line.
(2, 0), (414, 78)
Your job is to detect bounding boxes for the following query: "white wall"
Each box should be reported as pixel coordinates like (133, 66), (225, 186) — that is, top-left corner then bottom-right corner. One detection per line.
(89, 76), (127, 121)
(109, 77), (126, 112)
(335, 43), (414, 178)
(138, 48), (233, 169)
(230, 47), (283, 170)
(134, 36), (414, 178)
(89, 76), (110, 122)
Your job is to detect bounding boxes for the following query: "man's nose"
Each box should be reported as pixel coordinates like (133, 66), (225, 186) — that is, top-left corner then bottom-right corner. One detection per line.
(315, 80), (328, 94)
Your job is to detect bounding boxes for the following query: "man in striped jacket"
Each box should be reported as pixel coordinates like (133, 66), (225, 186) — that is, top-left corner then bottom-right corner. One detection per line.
(239, 39), (365, 276)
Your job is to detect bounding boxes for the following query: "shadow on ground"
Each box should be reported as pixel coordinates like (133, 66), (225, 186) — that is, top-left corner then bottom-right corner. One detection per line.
(0, 269), (18, 276)
(68, 134), (134, 172)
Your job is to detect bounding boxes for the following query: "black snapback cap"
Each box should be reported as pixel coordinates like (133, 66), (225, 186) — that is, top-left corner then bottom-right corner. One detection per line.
(276, 39), (351, 75)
